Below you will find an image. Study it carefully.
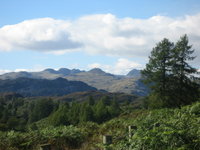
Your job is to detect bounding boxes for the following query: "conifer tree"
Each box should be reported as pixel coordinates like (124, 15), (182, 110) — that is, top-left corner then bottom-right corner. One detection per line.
(49, 103), (70, 126)
(108, 99), (121, 117)
(142, 35), (199, 108)
(170, 35), (199, 106)
(95, 99), (110, 123)
(80, 105), (94, 122)
(88, 96), (95, 106)
(142, 38), (174, 107)
(68, 101), (80, 125)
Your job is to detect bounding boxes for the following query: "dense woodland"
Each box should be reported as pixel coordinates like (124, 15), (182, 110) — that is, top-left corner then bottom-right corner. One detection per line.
(0, 94), (122, 131)
(0, 35), (199, 150)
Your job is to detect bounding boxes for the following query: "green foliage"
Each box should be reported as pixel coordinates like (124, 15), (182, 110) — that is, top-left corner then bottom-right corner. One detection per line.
(0, 125), (87, 150)
(108, 99), (121, 117)
(7, 116), (19, 129)
(80, 105), (94, 122)
(142, 35), (199, 108)
(88, 95), (95, 106)
(114, 102), (200, 150)
(170, 35), (199, 106)
(0, 94), (199, 150)
(190, 102), (200, 115)
(39, 125), (87, 148)
(95, 98), (110, 123)
(48, 96), (121, 125)
(48, 103), (70, 126)
(68, 101), (81, 125)
(29, 98), (55, 123)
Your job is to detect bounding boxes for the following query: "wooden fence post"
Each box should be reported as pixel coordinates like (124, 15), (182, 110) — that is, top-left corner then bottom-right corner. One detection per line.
(103, 135), (112, 150)
(128, 125), (137, 142)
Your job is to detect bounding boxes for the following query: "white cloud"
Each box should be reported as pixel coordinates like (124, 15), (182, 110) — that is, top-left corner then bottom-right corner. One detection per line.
(0, 69), (41, 75)
(0, 13), (200, 64)
(87, 63), (102, 69)
(0, 18), (82, 52)
(0, 65), (47, 75)
(88, 58), (143, 75)
(14, 69), (29, 72)
(0, 69), (11, 75)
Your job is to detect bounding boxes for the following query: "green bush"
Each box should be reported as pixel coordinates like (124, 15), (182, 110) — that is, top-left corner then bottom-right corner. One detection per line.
(0, 125), (87, 150)
(114, 103), (200, 150)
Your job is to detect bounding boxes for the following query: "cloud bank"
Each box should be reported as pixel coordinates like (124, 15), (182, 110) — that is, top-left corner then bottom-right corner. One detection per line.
(0, 58), (142, 75)
(0, 13), (200, 61)
(88, 58), (143, 75)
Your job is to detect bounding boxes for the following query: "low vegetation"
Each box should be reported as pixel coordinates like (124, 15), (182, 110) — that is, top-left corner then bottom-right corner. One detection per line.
(0, 95), (199, 150)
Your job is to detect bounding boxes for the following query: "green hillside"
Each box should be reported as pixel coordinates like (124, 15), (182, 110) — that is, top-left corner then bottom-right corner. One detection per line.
(0, 96), (199, 150)
(0, 77), (97, 97)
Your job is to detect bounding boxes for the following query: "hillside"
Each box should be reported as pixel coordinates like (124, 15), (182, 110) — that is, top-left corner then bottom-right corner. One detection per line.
(65, 68), (148, 96)
(55, 91), (138, 103)
(0, 68), (84, 80)
(0, 77), (96, 97)
(0, 68), (148, 96)
(0, 94), (199, 150)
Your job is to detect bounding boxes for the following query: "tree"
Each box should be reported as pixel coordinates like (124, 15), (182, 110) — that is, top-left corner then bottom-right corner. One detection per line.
(7, 116), (19, 130)
(88, 96), (95, 106)
(68, 101), (80, 125)
(29, 98), (55, 123)
(142, 35), (199, 108)
(100, 96), (111, 106)
(80, 105), (94, 122)
(170, 35), (199, 106)
(49, 103), (70, 126)
(108, 99), (121, 117)
(141, 38), (174, 107)
(94, 99), (110, 123)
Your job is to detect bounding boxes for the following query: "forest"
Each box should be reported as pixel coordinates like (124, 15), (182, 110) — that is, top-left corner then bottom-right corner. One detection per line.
(0, 35), (199, 150)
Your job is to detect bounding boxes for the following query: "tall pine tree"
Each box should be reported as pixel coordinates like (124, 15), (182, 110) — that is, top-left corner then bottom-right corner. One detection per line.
(142, 35), (199, 108)
(170, 35), (199, 106)
(142, 38), (174, 108)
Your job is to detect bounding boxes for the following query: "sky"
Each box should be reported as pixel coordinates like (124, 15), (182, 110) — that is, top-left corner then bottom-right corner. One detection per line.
(0, 0), (200, 75)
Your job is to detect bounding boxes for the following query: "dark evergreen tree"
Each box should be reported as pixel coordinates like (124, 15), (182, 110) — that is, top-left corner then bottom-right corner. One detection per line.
(141, 38), (174, 108)
(100, 96), (111, 106)
(94, 99), (110, 123)
(108, 99), (121, 117)
(88, 96), (95, 106)
(29, 98), (55, 123)
(170, 35), (199, 106)
(7, 116), (19, 130)
(49, 103), (70, 126)
(80, 105), (94, 122)
(142, 35), (199, 108)
(1, 109), (9, 123)
(68, 101), (80, 125)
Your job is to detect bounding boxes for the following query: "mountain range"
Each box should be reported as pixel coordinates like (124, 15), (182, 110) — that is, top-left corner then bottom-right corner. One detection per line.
(0, 77), (96, 97)
(0, 68), (148, 96)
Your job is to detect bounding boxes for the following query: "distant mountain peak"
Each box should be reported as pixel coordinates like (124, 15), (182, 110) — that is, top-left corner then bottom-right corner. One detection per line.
(58, 68), (70, 71)
(127, 69), (141, 78)
(89, 68), (105, 74)
(70, 69), (82, 74)
(43, 68), (58, 74)
(58, 68), (70, 75)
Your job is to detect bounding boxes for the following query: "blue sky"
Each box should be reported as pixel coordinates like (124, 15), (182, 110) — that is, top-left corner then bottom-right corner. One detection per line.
(0, 0), (200, 75)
